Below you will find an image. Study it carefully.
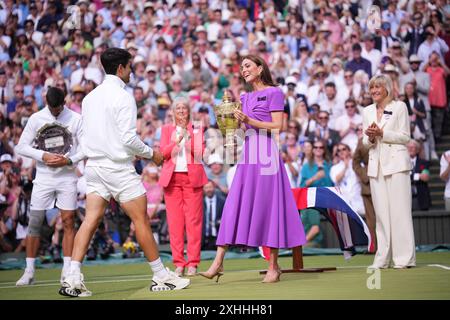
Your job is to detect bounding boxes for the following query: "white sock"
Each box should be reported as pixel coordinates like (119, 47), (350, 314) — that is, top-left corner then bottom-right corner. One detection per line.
(149, 258), (169, 279)
(69, 261), (81, 275)
(25, 258), (35, 273)
(63, 257), (71, 271)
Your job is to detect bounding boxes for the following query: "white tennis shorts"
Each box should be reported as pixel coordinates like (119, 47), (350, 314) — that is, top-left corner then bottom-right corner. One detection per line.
(30, 181), (78, 211)
(85, 166), (146, 203)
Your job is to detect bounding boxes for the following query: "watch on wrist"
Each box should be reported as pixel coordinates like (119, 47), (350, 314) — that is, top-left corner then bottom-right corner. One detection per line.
(67, 158), (73, 166)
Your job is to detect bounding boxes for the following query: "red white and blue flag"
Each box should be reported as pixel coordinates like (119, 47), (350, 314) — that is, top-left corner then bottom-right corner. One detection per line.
(260, 187), (374, 260)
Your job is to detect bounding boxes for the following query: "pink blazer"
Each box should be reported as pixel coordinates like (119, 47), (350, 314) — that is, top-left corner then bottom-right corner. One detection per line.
(158, 123), (208, 188)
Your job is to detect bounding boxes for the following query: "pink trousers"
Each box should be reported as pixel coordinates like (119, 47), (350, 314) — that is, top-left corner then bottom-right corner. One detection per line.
(164, 172), (203, 268)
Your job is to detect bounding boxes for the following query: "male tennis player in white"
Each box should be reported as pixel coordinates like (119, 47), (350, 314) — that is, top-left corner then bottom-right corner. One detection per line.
(15, 86), (84, 286)
(59, 48), (190, 297)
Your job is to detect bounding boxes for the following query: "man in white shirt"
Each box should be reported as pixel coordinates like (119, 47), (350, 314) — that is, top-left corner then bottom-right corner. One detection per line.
(206, 9), (223, 43)
(417, 24), (449, 66)
(334, 99), (363, 152)
(361, 34), (382, 77)
(317, 82), (345, 129)
(70, 54), (104, 87)
(15, 87), (84, 287)
(59, 48), (189, 297)
(440, 150), (450, 211)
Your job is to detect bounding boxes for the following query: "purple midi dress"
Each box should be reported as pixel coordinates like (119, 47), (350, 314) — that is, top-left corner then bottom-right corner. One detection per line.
(216, 87), (307, 248)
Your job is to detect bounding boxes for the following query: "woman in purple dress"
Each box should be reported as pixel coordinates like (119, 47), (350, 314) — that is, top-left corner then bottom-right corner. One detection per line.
(199, 55), (306, 283)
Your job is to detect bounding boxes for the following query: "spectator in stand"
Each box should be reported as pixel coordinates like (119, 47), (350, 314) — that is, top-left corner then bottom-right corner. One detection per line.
(70, 53), (103, 88)
(352, 127), (377, 253)
(181, 52), (213, 92)
(334, 98), (363, 152)
(300, 208), (323, 248)
(330, 143), (365, 215)
(403, 82), (427, 145)
(205, 153), (228, 197)
(308, 111), (340, 154)
(440, 150), (450, 212)
(423, 51), (449, 141)
(407, 140), (431, 211)
(68, 85), (85, 114)
(346, 43), (372, 79)
(400, 54), (437, 160)
(300, 139), (334, 188)
(362, 34), (382, 77)
(400, 12), (425, 57)
(417, 24), (449, 65)
(202, 180), (225, 251)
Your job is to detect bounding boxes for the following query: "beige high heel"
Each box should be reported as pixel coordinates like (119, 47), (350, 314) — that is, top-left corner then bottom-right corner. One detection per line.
(262, 268), (281, 283)
(198, 265), (224, 283)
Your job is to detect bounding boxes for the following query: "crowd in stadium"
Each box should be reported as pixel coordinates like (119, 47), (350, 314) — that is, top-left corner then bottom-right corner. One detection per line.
(0, 0), (449, 261)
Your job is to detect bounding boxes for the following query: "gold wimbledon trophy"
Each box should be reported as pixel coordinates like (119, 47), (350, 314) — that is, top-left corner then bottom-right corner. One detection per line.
(214, 90), (242, 147)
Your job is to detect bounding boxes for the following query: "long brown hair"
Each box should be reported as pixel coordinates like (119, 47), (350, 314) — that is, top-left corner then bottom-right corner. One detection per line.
(307, 139), (330, 167)
(240, 54), (277, 89)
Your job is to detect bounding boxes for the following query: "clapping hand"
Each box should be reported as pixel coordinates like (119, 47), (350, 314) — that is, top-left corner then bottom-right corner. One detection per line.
(365, 122), (383, 143)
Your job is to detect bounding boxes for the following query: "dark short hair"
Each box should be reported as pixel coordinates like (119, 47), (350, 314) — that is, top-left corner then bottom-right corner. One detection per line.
(325, 82), (336, 88)
(100, 47), (132, 75)
(46, 86), (65, 108)
(352, 43), (362, 51)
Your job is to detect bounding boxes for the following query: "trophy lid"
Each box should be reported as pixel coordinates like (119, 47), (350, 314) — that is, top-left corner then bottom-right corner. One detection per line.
(222, 90), (232, 103)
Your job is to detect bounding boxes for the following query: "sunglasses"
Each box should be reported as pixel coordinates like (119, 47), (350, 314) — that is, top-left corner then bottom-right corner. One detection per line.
(345, 105), (356, 109)
(15, 90), (24, 93)
(313, 146), (325, 149)
(318, 116), (329, 120)
(337, 148), (347, 152)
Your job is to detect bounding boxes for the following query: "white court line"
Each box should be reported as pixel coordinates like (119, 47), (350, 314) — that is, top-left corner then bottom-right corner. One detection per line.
(0, 277), (152, 290)
(0, 273), (152, 286)
(427, 264), (450, 270)
(0, 263), (445, 290)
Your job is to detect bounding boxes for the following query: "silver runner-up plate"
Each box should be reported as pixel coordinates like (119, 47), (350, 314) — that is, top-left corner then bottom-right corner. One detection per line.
(34, 122), (73, 155)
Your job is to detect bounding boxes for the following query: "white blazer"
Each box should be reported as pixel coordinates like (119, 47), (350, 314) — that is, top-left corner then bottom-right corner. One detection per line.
(362, 100), (412, 178)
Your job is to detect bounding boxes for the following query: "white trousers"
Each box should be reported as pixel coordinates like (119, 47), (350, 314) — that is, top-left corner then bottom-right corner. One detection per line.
(369, 170), (416, 267)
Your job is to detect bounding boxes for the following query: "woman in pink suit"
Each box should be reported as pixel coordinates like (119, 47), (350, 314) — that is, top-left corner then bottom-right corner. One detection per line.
(159, 97), (208, 276)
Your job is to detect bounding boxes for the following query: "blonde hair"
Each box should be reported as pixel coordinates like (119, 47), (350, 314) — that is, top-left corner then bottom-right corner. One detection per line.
(171, 97), (191, 124)
(368, 74), (394, 104)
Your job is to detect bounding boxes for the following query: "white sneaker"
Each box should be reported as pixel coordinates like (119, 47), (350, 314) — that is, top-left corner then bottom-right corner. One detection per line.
(150, 267), (190, 292)
(60, 267), (70, 285)
(16, 270), (35, 286)
(59, 273), (92, 297)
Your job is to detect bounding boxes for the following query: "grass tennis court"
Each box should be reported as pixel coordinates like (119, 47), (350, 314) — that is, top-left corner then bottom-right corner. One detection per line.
(0, 252), (449, 300)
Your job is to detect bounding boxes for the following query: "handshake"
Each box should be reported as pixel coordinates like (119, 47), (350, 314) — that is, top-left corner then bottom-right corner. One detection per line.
(151, 150), (164, 166)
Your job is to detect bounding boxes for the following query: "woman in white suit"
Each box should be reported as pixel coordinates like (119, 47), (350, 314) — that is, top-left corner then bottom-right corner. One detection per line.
(363, 74), (416, 269)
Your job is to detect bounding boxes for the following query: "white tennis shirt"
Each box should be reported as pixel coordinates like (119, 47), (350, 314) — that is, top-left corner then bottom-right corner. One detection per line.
(81, 74), (153, 168)
(15, 106), (84, 183)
